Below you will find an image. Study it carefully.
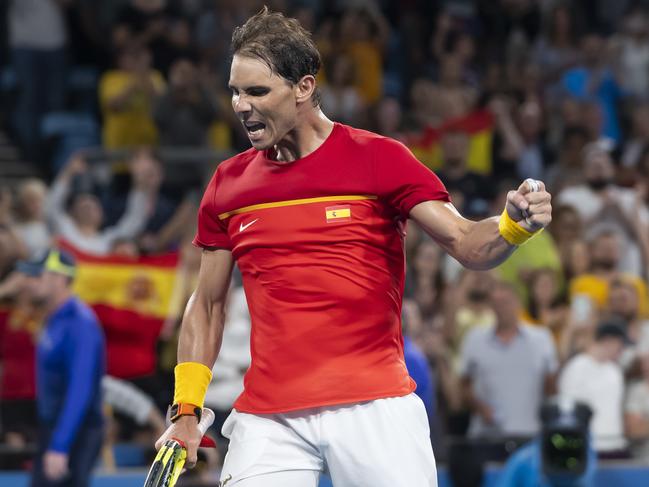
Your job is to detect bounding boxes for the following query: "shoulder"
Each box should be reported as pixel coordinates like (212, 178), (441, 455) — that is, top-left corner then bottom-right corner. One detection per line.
(204, 148), (258, 190)
(71, 298), (102, 333)
(463, 326), (491, 348)
(521, 324), (553, 342)
(99, 70), (126, 86)
(557, 185), (589, 201)
(217, 147), (258, 172)
(563, 354), (590, 373)
(627, 381), (649, 399)
(337, 123), (409, 153)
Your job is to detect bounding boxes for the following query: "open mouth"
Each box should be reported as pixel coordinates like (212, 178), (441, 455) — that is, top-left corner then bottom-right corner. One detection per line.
(244, 121), (266, 139)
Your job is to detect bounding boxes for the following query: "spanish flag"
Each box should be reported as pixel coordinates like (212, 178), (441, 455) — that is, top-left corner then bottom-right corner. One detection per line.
(326, 205), (351, 222)
(58, 240), (178, 379)
(405, 110), (494, 175)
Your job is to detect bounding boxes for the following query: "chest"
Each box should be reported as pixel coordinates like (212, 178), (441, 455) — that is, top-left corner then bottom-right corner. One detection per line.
(477, 337), (546, 379)
(37, 322), (70, 369)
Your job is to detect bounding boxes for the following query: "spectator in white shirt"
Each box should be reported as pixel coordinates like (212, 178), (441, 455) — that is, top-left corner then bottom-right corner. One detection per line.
(13, 179), (51, 259)
(46, 154), (155, 255)
(557, 143), (649, 275)
(559, 321), (629, 456)
(625, 347), (649, 462)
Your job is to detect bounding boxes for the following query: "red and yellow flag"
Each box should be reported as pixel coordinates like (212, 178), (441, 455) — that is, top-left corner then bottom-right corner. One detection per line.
(58, 240), (179, 379)
(405, 110), (494, 175)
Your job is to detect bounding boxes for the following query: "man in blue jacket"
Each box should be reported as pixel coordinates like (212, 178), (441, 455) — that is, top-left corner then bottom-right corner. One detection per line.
(22, 249), (106, 487)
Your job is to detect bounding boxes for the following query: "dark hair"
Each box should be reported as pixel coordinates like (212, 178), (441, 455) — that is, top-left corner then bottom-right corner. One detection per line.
(595, 320), (628, 343)
(231, 6), (321, 106)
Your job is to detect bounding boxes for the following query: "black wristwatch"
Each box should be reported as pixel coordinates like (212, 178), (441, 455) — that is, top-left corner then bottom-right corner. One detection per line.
(169, 403), (202, 423)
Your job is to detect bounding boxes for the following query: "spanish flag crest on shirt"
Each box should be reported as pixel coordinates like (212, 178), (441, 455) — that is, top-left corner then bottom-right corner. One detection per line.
(325, 205), (351, 222)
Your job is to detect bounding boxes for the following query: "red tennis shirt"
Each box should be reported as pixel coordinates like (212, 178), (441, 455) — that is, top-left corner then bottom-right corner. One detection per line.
(194, 123), (449, 413)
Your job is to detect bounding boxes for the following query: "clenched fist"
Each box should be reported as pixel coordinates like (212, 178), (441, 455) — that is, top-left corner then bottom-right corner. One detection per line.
(505, 178), (552, 232)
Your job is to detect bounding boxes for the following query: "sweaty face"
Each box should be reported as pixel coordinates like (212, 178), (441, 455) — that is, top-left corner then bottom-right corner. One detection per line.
(229, 55), (298, 151)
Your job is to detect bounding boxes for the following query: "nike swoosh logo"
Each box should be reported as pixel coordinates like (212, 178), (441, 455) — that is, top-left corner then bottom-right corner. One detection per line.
(239, 219), (259, 232)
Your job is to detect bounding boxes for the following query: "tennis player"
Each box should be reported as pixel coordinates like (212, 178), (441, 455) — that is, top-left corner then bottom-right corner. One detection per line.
(159, 7), (552, 487)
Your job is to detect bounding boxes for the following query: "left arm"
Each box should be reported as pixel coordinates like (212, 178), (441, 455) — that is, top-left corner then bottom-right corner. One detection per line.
(410, 180), (552, 270)
(45, 317), (103, 480)
(49, 320), (103, 454)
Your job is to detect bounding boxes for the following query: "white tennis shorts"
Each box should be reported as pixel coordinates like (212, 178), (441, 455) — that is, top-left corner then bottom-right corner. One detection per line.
(218, 393), (437, 486)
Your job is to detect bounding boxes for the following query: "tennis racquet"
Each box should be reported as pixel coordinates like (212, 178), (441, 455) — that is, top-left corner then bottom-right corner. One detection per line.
(143, 407), (215, 487)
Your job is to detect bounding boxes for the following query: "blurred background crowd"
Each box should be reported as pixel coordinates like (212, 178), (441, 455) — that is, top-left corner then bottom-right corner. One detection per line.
(2, 0), (649, 485)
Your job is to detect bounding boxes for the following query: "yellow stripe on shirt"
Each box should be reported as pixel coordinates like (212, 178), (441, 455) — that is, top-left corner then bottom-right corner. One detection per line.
(218, 195), (377, 220)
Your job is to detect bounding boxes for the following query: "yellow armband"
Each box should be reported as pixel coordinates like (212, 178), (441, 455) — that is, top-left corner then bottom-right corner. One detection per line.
(498, 208), (541, 246)
(173, 362), (213, 408)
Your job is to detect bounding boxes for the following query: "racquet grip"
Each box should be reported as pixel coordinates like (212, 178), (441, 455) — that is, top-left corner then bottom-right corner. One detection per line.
(143, 408), (216, 487)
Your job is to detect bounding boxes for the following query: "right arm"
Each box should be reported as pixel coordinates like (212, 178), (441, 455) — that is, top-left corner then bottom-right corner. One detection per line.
(177, 248), (234, 366)
(156, 248), (233, 466)
(625, 384), (649, 440)
(458, 330), (495, 424)
(461, 376), (495, 425)
(45, 156), (86, 236)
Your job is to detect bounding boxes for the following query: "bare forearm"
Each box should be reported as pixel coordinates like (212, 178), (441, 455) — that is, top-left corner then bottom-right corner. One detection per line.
(461, 379), (492, 421)
(411, 203), (516, 271)
(177, 292), (225, 367)
(452, 217), (516, 270)
(626, 414), (649, 438)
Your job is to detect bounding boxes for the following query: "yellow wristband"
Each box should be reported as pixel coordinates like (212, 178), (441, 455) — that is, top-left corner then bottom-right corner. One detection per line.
(173, 362), (213, 408)
(498, 208), (540, 246)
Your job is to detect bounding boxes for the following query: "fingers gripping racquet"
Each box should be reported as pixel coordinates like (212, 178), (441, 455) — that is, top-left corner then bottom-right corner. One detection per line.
(143, 408), (215, 487)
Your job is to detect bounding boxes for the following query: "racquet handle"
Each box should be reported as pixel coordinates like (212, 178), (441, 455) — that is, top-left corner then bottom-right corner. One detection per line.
(143, 408), (215, 487)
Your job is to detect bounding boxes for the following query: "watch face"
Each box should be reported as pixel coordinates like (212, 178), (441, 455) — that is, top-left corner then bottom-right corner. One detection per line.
(542, 430), (587, 475)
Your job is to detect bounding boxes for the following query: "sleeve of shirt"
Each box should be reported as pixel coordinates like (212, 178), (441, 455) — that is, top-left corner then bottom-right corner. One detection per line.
(101, 375), (154, 425)
(99, 72), (124, 111)
(373, 136), (449, 218)
(558, 359), (582, 400)
(625, 383), (648, 414)
(49, 318), (104, 453)
(46, 175), (78, 239)
(193, 167), (232, 250)
(103, 189), (149, 243)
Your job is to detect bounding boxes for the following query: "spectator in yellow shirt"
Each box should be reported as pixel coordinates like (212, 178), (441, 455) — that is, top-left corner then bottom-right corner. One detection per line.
(99, 44), (165, 149)
(570, 230), (649, 317)
(339, 6), (390, 105)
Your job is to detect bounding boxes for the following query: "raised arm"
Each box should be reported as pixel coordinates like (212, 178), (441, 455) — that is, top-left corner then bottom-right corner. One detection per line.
(45, 155), (87, 236)
(155, 248), (234, 467)
(410, 179), (552, 270)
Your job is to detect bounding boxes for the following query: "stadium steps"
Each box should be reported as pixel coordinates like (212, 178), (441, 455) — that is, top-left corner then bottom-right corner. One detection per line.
(0, 129), (41, 182)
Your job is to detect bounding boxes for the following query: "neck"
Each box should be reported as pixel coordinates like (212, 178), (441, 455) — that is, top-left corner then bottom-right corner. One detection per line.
(76, 223), (98, 236)
(588, 343), (608, 362)
(48, 290), (72, 315)
(274, 109), (334, 162)
(495, 321), (519, 341)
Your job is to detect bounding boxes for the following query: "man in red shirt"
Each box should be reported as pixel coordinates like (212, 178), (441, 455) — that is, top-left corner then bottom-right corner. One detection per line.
(158, 8), (552, 487)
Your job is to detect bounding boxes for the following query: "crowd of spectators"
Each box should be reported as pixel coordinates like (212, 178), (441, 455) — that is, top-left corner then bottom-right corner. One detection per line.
(2, 0), (649, 482)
